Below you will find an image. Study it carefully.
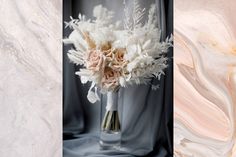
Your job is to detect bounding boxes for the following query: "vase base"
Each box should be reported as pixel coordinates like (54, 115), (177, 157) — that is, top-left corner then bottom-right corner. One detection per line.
(99, 131), (121, 150)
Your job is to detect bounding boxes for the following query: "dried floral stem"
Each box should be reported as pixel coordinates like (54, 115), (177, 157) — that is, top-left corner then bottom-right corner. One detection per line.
(101, 110), (121, 133)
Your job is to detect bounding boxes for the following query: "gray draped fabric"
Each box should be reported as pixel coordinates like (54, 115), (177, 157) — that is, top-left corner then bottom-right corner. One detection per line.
(63, 0), (173, 156)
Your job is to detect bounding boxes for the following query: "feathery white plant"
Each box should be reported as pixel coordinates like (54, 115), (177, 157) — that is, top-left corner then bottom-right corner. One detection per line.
(132, 0), (146, 29)
(64, 0), (172, 103)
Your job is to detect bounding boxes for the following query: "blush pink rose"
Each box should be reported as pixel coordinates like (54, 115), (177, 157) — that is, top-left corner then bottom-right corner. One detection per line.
(101, 67), (120, 90)
(113, 48), (127, 70)
(86, 50), (105, 72)
(103, 49), (113, 62)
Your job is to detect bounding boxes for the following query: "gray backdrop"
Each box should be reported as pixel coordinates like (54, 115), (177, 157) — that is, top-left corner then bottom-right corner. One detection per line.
(63, 0), (173, 156)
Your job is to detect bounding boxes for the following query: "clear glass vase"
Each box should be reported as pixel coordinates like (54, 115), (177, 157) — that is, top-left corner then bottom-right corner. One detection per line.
(99, 90), (122, 149)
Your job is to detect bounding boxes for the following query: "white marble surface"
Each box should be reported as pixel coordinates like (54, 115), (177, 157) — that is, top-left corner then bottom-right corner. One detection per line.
(0, 0), (62, 156)
(174, 0), (236, 156)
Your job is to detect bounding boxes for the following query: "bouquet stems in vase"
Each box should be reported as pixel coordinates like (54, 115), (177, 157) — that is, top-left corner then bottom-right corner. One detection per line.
(100, 90), (122, 149)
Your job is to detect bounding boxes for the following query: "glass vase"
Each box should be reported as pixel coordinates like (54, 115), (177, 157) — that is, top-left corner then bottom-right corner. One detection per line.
(99, 90), (122, 149)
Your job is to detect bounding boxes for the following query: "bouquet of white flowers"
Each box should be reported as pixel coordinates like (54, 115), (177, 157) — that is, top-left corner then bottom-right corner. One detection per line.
(64, 0), (172, 148)
(63, 0), (172, 104)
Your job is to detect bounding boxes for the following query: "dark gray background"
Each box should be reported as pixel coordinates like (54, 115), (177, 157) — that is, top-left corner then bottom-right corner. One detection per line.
(63, 0), (173, 156)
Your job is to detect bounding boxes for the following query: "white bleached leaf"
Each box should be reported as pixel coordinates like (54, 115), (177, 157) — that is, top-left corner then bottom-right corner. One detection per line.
(87, 83), (100, 103)
(133, 0), (146, 29)
(142, 39), (152, 50)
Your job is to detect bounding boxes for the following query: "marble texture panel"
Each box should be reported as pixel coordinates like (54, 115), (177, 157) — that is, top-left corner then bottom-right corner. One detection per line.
(174, 0), (236, 156)
(0, 0), (62, 157)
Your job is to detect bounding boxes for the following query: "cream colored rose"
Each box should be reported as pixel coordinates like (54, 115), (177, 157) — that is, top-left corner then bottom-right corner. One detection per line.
(101, 67), (120, 90)
(86, 50), (105, 72)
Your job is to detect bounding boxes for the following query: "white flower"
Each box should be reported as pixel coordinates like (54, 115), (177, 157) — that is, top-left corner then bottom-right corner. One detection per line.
(125, 44), (142, 61)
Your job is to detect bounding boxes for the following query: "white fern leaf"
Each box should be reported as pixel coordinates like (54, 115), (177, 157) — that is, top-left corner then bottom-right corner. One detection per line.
(133, 0), (145, 29)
